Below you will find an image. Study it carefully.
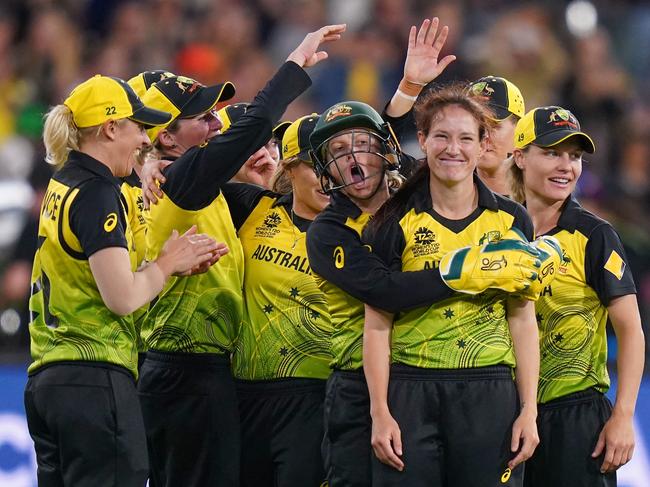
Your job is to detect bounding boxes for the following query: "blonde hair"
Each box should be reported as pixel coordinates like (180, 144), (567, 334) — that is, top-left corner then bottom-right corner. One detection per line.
(270, 156), (302, 194)
(506, 149), (529, 204)
(43, 105), (80, 166)
(43, 104), (124, 167)
(136, 145), (155, 166)
(386, 169), (404, 190)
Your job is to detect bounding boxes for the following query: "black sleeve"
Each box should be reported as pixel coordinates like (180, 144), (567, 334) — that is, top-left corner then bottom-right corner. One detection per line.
(585, 223), (637, 305)
(162, 62), (311, 210)
(381, 105), (422, 179)
(397, 152), (423, 180)
(363, 216), (405, 272)
(512, 204), (535, 241)
(221, 182), (272, 230)
(69, 179), (128, 257)
(381, 103), (416, 142)
(306, 213), (453, 313)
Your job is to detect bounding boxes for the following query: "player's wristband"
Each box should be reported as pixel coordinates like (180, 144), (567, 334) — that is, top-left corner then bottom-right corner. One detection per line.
(398, 78), (426, 97)
(395, 89), (418, 101)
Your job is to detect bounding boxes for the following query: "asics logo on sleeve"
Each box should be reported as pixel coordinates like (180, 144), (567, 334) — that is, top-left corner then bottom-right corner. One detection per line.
(333, 246), (345, 269)
(104, 213), (118, 232)
(501, 467), (512, 483)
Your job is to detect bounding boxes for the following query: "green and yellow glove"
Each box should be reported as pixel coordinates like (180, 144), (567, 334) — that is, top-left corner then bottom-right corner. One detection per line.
(439, 228), (542, 295)
(517, 235), (563, 301)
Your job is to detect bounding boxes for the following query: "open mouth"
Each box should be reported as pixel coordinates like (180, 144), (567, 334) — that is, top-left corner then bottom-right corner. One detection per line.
(350, 164), (366, 184)
(549, 177), (570, 186)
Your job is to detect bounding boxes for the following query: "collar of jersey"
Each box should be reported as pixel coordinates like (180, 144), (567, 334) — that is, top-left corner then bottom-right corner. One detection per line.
(271, 192), (293, 210)
(330, 191), (364, 219)
(121, 168), (141, 187)
(412, 172), (499, 214)
(67, 150), (122, 188)
(555, 194), (582, 233)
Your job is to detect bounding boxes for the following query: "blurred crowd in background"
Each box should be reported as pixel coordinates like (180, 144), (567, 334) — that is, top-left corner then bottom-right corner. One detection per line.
(0, 0), (648, 367)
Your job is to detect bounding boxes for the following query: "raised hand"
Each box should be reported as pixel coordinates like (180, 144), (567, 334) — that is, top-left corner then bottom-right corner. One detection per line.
(286, 24), (346, 68)
(403, 17), (456, 86)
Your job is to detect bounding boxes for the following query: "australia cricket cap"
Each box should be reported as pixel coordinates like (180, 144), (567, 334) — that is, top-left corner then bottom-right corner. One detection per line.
(127, 70), (175, 98)
(141, 75), (235, 140)
(216, 103), (249, 132)
(469, 76), (525, 120)
(514, 106), (595, 153)
(63, 75), (172, 129)
(281, 114), (319, 161)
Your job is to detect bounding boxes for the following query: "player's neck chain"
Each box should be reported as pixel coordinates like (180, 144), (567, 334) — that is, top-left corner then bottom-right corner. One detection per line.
(290, 208), (302, 250)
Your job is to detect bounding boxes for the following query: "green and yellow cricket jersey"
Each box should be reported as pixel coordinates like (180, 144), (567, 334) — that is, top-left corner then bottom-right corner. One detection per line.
(534, 195), (636, 403)
(306, 191), (454, 371)
(29, 150), (139, 377)
(367, 174), (533, 369)
(223, 183), (332, 380)
(121, 170), (149, 352)
(143, 61), (312, 355)
(143, 181), (244, 354)
(307, 193), (371, 370)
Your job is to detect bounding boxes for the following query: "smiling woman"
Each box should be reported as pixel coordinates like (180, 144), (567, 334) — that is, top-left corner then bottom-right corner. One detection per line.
(508, 107), (645, 487)
(362, 83), (542, 486)
(24, 74), (225, 487)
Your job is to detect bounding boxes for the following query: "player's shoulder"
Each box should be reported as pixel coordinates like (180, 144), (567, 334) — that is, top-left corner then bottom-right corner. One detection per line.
(493, 192), (526, 217)
(565, 198), (613, 240)
(312, 202), (348, 228)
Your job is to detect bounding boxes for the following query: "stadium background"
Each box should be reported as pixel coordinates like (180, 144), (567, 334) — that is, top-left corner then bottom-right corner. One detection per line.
(0, 0), (648, 485)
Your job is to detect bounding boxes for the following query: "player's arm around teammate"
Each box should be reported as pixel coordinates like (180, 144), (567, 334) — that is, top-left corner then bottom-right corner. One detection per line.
(23, 75), (223, 487)
(509, 106), (644, 487)
(305, 21), (541, 486)
(134, 25), (346, 487)
(362, 83), (540, 487)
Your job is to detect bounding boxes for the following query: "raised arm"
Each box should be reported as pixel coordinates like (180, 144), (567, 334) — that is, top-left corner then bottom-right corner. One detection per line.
(385, 17), (456, 119)
(158, 25), (346, 210)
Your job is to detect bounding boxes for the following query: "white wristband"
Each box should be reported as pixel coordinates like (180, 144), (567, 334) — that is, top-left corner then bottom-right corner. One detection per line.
(395, 89), (418, 101)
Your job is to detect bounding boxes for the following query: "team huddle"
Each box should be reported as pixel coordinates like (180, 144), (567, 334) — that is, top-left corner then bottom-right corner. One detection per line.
(24, 18), (644, 487)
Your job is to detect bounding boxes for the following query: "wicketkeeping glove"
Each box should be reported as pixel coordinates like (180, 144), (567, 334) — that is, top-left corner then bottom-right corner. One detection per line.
(439, 228), (542, 295)
(516, 235), (563, 301)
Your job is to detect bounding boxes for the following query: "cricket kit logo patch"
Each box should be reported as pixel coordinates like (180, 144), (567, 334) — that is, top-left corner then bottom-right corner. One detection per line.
(604, 250), (625, 280)
(470, 81), (495, 100)
(411, 226), (439, 258)
(478, 230), (502, 245)
(104, 212), (118, 232)
(255, 211), (282, 238)
(325, 104), (352, 122)
(548, 108), (578, 129)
